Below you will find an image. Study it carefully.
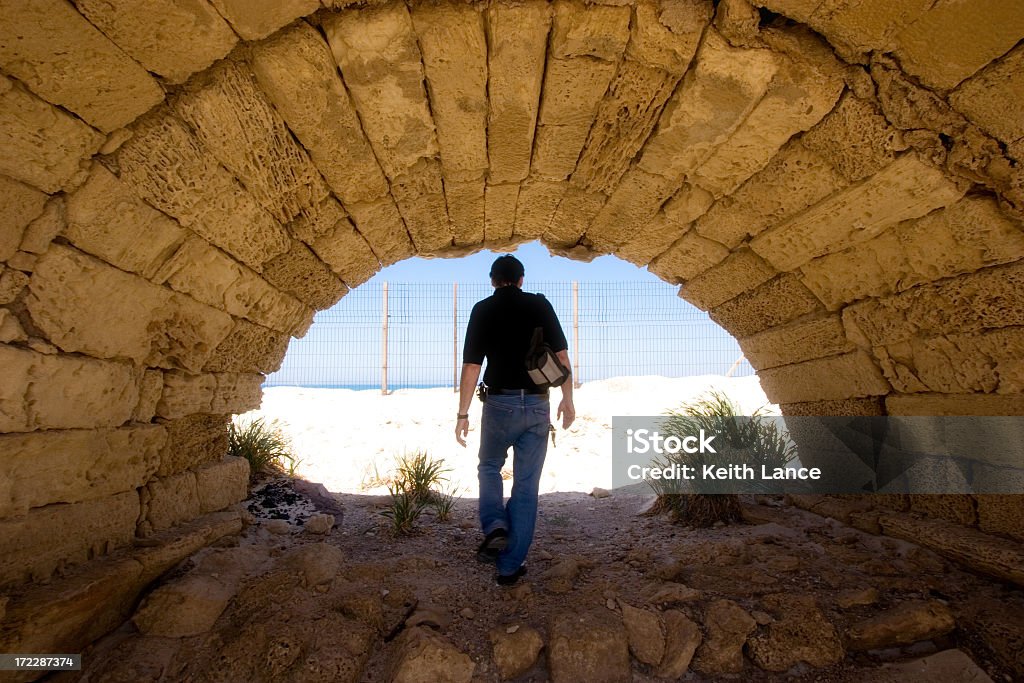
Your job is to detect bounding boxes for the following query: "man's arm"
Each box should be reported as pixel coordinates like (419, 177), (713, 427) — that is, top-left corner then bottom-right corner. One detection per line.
(555, 350), (575, 429)
(455, 362), (482, 446)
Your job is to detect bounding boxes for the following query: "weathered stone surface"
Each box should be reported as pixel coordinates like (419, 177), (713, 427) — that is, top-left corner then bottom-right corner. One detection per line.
(656, 609), (702, 678)
(65, 165), (186, 280)
(890, 0), (1024, 90)
(204, 318), (290, 374)
(0, 426), (164, 518)
(794, 0), (931, 57)
(663, 183), (715, 227)
(842, 261), (1024, 347)
(116, 107), (290, 271)
(28, 245), (233, 372)
(157, 413), (229, 477)
(0, 268), (28, 304)
(156, 372), (263, 420)
(445, 179), (485, 248)
(544, 187), (607, 248)
(680, 249), (777, 310)
(0, 344), (139, 432)
(134, 370), (163, 423)
(250, 23), (391, 205)
(747, 593), (844, 671)
(647, 231), (730, 283)
(800, 92), (903, 184)
(486, 0), (551, 184)
(304, 513), (335, 535)
(295, 215), (380, 288)
(174, 59), (330, 225)
(846, 600), (955, 651)
(390, 158), (453, 253)
(627, 0), (711, 75)
(614, 212), (688, 267)
(133, 573), (235, 637)
(751, 154), (964, 272)
(801, 196), (1024, 310)
(909, 495), (977, 527)
(514, 179), (566, 241)
(154, 236), (313, 337)
(484, 183), (520, 243)
(975, 488), (1024, 543)
(390, 626), (475, 683)
(0, 174), (48, 261)
(0, 77), (103, 194)
(886, 393), (1024, 417)
(0, 491), (139, 587)
(347, 197), (416, 266)
(759, 351), (890, 403)
(619, 601), (664, 666)
(17, 196), (62, 255)
(950, 44), (1024, 146)
(143, 471), (201, 532)
(209, 0), (319, 40)
(489, 624), (544, 679)
(709, 273), (822, 338)
(73, 0), (238, 83)
(693, 599), (756, 675)
(859, 649), (998, 683)
(261, 240), (348, 310)
(587, 168), (679, 250)
(134, 509), (242, 583)
(0, 308), (26, 343)
(411, 2), (488, 181)
(194, 456), (249, 514)
(548, 609), (630, 683)
(0, 0), (163, 132)
(740, 315), (854, 370)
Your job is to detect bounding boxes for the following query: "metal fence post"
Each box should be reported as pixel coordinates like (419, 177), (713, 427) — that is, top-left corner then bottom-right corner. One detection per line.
(572, 281), (581, 388)
(381, 281), (389, 395)
(453, 282), (459, 392)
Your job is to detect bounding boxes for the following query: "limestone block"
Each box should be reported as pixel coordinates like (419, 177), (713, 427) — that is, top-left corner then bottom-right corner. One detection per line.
(739, 315), (853, 370)
(0, 425), (164, 518)
(551, 0), (630, 61)
(805, 0), (931, 55)
(779, 397), (885, 417)
(627, 0), (712, 75)
(750, 154), (964, 272)
(680, 249), (777, 310)
(0, 175), (47, 261)
(249, 23), (390, 205)
(116, 108), (290, 271)
(73, 0), (238, 83)
(347, 197), (416, 266)
(156, 372), (263, 420)
(975, 485), (1024, 542)
(485, 0), (551, 184)
(646, 231), (730, 283)
(587, 168), (679, 251)
(324, 5), (438, 180)
(692, 54), (844, 198)
(950, 44), (1024, 145)
(909, 495), (976, 527)
(715, 0), (761, 47)
(751, 0), (821, 25)
(758, 351), (891, 403)
(411, 3), (488, 180)
(891, 0), (1024, 90)
(842, 261), (1024, 347)
(800, 196), (1024, 310)
(0, 268), (28, 305)
(0, 344), (139, 432)
(446, 179), (485, 248)
(548, 609), (631, 683)
(708, 273), (822, 338)
(288, 196), (347, 245)
(0, 308), (26, 343)
(144, 471), (201, 531)
(208, 0), (319, 40)
(800, 93), (903, 183)
(28, 245), (234, 372)
(886, 393), (1024, 416)
(157, 413), (230, 478)
(64, 165), (186, 280)
(695, 140), (848, 248)
(204, 318), (290, 374)
(302, 216), (380, 287)
(154, 236), (312, 337)
(0, 491), (139, 587)
(174, 60), (330, 225)
(17, 197), (62, 256)
(0, 78), (103, 193)
(544, 187), (606, 248)
(134, 370), (164, 422)
(0, 0), (163, 132)
(614, 212), (688, 267)
(390, 158), (453, 254)
(638, 29), (779, 182)
(195, 456), (250, 514)
(261, 240), (348, 310)
(663, 184), (715, 227)
(132, 572), (235, 637)
(513, 179), (566, 241)
(572, 60), (680, 194)
(484, 183), (520, 243)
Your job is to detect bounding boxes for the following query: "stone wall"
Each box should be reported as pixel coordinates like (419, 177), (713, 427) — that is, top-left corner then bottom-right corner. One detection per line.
(0, 0), (1022, 613)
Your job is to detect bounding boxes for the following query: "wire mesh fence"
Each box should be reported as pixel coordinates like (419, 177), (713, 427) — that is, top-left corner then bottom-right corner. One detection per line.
(264, 281), (755, 390)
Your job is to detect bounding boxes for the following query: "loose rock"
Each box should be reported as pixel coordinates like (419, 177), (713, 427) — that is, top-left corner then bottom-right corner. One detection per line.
(548, 609), (630, 683)
(694, 599), (756, 674)
(489, 624), (544, 680)
(304, 512), (335, 535)
(619, 600), (665, 666)
(846, 600), (956, 651)
(656, 609), (702, 679)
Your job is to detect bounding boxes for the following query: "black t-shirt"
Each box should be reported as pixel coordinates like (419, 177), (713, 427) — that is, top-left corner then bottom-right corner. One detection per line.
(463, 286), (568, 390)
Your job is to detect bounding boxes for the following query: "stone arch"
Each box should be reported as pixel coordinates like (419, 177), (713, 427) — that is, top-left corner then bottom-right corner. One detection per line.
(1, 0), (1023, 659)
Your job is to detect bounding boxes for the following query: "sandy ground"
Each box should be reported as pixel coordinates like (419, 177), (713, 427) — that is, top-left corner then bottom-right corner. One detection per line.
(241, 375), (773, 497)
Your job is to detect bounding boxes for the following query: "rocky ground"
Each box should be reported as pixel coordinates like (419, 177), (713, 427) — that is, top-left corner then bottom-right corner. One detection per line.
(66, 476), (1023, 683)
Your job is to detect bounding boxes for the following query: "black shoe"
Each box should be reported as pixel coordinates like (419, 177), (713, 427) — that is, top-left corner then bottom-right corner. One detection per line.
(476, 528), (508, 564)
(496, 565), (527, 586)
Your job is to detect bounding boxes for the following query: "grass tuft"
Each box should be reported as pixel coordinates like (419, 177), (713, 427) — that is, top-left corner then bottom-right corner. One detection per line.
(228, 417), (297, 480)
(381, 450), (457, 535)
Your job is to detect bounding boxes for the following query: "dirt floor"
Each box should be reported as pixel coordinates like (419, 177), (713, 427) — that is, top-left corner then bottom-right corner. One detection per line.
(68, 477), (1023, 682)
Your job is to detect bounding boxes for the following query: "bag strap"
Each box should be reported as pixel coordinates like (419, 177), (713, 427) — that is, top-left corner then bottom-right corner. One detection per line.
(529, 326), (544, 353)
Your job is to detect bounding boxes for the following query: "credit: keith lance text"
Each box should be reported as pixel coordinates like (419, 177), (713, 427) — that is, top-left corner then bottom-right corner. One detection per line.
(627, 463), (822, 481)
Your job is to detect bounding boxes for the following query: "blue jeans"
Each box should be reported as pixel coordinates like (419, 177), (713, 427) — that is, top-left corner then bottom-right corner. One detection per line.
(477, 393), (550, 575)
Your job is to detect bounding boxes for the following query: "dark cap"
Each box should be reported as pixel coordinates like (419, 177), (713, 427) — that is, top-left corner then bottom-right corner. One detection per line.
(489, 254), (524, 283)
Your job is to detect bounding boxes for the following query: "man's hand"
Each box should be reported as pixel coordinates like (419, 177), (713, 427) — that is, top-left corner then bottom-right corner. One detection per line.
(557, 398), (575, 430)
(455, 417), (469, 447)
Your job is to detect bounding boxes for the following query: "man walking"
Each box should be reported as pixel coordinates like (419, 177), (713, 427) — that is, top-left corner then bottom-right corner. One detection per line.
(455, 255), (575, 585)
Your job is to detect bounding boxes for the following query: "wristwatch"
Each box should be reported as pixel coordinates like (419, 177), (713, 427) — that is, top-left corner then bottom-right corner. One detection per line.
(457, 413), (469, 419)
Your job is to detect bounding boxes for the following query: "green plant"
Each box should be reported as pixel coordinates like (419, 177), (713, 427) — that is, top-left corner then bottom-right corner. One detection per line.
(394, 450), (451, 506)
(380, 450), (454, 535)
(228, 417), (297, 479)
(431, 485), (459, 522)
(381, 479), (425, 535)
(647, 390), (797, 527)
